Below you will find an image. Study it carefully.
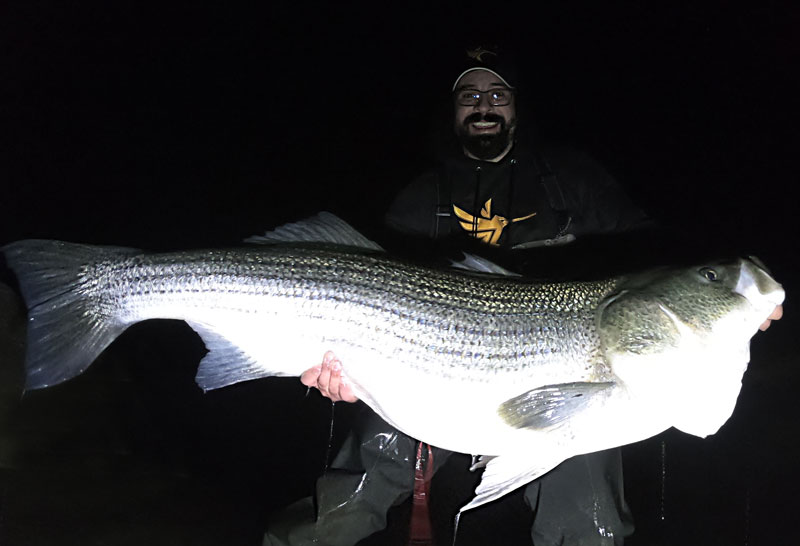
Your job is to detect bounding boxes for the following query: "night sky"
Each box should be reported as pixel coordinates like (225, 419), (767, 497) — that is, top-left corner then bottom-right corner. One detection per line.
(1, 2), (799, 545)
(2, 3), (797, 251)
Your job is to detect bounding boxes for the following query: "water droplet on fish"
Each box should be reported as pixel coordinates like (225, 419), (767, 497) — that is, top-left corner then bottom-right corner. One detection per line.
(597, 526), (614, 539)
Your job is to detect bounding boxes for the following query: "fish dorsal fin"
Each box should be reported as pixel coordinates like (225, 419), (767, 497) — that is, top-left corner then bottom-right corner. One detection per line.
(244, 212), (384, 252)
(450, 253), (521, 277)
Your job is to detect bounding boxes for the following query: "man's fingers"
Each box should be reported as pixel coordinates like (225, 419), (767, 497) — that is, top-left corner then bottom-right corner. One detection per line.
(326, 354), (358, 402)
(317, 353), (335, 396)
(300, 351), (359, 403)
(759, 304), (784, 331)
(326, 356), (342, 398)
(300, 366), (322, 388)
(301, 352), (335, 392)
(337, 380), (358, 403)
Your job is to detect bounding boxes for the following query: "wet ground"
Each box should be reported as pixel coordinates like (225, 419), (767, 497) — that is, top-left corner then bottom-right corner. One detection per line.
(1, 281), (798, 546)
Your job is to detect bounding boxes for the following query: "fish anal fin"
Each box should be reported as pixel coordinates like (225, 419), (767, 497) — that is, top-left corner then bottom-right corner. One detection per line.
(498, 382), (615, 430)
(188, 322), (270, 392)
(460, 454), (559, 513)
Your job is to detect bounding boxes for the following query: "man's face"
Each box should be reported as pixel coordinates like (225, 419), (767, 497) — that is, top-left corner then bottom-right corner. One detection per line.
(453, 69), (517, 161)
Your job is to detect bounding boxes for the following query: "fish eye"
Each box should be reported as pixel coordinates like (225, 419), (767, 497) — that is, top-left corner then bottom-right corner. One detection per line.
(699, 267), (718, 281)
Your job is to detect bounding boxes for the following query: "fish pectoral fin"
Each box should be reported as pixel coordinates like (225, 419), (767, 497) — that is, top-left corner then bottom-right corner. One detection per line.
(188, 322), (271, 392)
(460, 454), (560, 513)
(498, 381), (616, 430)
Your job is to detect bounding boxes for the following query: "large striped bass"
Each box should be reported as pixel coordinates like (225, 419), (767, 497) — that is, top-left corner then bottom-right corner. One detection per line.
(1, 213), (785, 512)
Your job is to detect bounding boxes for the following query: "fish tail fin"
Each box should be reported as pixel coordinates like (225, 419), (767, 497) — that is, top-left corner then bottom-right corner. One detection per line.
(2, 240), (139, 390)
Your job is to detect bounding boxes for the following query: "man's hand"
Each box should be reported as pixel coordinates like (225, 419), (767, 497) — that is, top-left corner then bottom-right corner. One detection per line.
(300, 351), (359, 403)
(759, 304), (783, 332)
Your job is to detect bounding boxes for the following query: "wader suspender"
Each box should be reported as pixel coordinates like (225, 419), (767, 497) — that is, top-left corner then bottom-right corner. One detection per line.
(532, 151), (572, 237)
(433, 163), (452, 240)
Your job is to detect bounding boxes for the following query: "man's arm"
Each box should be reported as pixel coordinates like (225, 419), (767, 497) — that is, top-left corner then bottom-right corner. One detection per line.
(384, 170), (440, 239)
(548, 148), (650, 235)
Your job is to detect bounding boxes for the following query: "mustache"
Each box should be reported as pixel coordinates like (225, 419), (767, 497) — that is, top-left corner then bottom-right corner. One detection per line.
(463, 112), (505, 125)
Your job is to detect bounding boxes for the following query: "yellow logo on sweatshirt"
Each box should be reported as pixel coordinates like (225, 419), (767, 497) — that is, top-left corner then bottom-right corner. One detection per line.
(453, 199), (536, 245)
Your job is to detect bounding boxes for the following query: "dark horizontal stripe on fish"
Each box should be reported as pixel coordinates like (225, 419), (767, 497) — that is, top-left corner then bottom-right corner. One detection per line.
(100, 249), (616, 316)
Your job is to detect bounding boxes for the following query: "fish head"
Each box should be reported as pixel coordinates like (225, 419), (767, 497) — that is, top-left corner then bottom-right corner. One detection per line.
(598, 257), (784, 438)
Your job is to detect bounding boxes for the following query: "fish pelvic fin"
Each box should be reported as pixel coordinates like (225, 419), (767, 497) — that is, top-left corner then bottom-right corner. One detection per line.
(2, 240), (138, 390)
(498, 382), (616, 430)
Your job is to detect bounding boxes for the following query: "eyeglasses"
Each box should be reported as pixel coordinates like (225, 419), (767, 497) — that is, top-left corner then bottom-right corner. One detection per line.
(454, 87), (513, 107)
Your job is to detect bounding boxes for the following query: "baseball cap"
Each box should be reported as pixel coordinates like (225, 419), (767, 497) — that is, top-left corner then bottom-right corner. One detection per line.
(451, 44), (519, 91)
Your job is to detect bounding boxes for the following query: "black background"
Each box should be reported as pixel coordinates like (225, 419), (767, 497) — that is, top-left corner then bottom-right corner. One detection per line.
(0, 2), (798, 545)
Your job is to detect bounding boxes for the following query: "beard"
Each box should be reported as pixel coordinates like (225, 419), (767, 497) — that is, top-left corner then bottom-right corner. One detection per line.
(456, 113), (516, 160)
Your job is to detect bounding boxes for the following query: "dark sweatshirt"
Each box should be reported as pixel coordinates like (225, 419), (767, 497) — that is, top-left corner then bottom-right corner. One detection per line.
(386, 145), (648, 250)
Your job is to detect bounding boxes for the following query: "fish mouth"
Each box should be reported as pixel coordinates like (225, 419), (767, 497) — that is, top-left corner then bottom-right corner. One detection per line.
(735, 259), (785, 311)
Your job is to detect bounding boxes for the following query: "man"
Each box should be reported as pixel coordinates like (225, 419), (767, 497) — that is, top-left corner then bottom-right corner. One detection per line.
(265, 47), (643, 546)
(265, 48), (782, 545)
